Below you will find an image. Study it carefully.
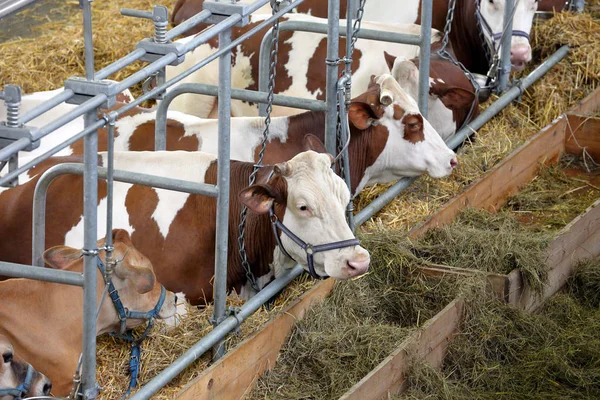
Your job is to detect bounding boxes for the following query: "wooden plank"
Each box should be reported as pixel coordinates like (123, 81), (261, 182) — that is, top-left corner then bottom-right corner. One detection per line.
(338, 299), (464, 400)
(410, 118), (566, 238)
(517, 199), (600, 312)
(570, 86), (600, 116)
(175, 279), (336, 400)
(564, 115), (600, 162)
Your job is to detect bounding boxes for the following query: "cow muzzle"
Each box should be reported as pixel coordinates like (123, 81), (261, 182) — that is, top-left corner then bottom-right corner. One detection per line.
(510, 44), (532, 71)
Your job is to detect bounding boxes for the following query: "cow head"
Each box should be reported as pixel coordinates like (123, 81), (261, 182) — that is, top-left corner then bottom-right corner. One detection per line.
(42, 229), (177, 335)
(348, 74), (458, 193)
(384, 51), (477, 140)
(478, 0), (538, 70)
(240, 151), (370, 279)
(0, 335), (52, 399)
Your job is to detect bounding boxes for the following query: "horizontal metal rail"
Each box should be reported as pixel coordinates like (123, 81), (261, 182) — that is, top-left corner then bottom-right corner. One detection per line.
(353, 45), (570, 227)
(129, 264), (304, 400)
(31, 163), (218, 267)
(0, 0), (40, 19)
(19, 89), (75, 125)
(0, 260), (84, 286)
(166, 9), (212, 41)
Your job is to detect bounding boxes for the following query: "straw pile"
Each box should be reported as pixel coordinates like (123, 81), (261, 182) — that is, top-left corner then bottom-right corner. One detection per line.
(96, 277), (317, 400)
(246, 230), (486, 400)
(399, 259), (600, 400)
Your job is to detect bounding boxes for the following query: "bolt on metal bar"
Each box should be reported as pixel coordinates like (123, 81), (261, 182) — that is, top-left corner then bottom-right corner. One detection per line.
(129, 264), (304, 400)
(0, 260), (84, 286)
(18, 89), (75, 125)
(212, 28), (233, 361)
(418, 0), (433, 117)
(165, 10), (213, 41)
(353, 45), (570, 228)
(324, 0), (341, 154)
(31, 163), (219, 267)
(257, 21), (422, 115)
(498, 0), (514, 92)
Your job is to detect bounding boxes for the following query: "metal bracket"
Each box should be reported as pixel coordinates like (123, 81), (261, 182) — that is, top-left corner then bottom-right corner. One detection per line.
(63, 78), (121, 108)
(202, 0), (252, 27)
(135, 39), (186, 65)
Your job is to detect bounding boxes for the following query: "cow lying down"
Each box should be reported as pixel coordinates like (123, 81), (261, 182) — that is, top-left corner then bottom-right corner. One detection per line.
(0, 334), (52, 399)
(0, 230), (177, 397)
(0, 150), (369, 305)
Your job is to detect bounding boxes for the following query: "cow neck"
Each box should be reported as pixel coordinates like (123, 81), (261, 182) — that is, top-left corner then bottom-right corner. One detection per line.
(451, 0), (491, 75)
(226, 163), (288, 286)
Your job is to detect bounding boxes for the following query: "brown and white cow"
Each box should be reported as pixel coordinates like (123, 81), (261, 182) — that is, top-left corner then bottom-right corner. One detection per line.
(171, 0), (538, 74)
(165, 15), (445, 119)
(7, 74), (458, 195)
(0, 150), (369, 304)
(0, 335), (52, 399)
(0, 230), (177, 396)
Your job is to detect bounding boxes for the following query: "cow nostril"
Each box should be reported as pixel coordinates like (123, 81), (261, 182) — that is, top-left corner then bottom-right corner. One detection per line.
(346, 261), (357, 271)
(450, 158), (458, 168)
(43, 381), (52, 395)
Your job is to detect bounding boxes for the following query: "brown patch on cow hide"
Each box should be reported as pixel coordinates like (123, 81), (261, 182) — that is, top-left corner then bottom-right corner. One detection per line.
(306, 37), (362, 100)
(393, 104), (405, 120)
(402, 114), (425, 144)
(128, 119), (200, 151)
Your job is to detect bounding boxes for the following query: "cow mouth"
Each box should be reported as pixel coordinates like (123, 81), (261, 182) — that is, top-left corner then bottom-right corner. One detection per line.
(511, 62), (526, 71)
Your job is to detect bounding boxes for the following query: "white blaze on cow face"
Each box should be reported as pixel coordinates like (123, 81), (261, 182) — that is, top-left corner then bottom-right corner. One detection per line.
(353, 75), (458, 194)
(241, 151), (370, 279)
(479, 0), (537, 70)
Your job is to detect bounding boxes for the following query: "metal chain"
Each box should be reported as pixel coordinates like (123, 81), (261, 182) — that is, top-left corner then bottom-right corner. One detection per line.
(237, 1), (283, 293)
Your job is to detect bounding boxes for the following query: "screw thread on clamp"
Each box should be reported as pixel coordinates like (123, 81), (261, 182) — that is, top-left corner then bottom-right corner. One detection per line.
(154, 20), (168, 43)
(6, 101), (20, 127)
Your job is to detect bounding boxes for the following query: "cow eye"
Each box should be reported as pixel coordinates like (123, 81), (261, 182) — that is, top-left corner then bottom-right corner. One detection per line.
(299, 205), (308, 212)
(488, 0), (493, 3)
(2, 352), (12, 363)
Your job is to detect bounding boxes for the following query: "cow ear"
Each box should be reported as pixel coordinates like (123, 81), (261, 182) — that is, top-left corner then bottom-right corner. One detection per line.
(391, 58), (419, 87)
(303, 134), (327, 153)
(383, 51), (397, 71)
(43, 246), (82, 270)
(436, 87), (476, 110)
(114, 263), (156, 294)
(348, 102), (380, 130)
(112, 229), (133, 246)
(239, 184), (278, 214)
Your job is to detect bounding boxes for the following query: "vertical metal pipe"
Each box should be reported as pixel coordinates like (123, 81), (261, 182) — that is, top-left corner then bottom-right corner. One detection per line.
(212, 29), (232, 361)
(345, 0), (354, 78)
(498, 0), (514, 92)
(418, 0), (432, 118)
(104, 122), (115, 255)
(325, 0), (340, 154)
(81, 0), (95, 81)
(81, 111), (99, 400)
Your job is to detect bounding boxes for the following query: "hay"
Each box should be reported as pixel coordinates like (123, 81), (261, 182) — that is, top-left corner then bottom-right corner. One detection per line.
(246, 229), (487, 400)
(95, 277), (316, 400)
(399, 259), (600, 400)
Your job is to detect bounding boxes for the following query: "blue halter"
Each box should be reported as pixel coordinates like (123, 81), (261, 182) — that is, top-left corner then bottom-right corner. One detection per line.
(96, 256), (166, 398)
(0, 363), (34, 399)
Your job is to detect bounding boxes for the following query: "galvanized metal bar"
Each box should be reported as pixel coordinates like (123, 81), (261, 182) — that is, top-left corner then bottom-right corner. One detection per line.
(32, 163), (218, 268)
(258, 21), (422, 116)
(81, 110), (98, 400)
(165, 10), (213, 41)
(0, 261), (84, 286)
(115, 0), (306, 118)
(81, 0), (95, 81)
(181, 14), (242, 54)
(31, 94), (107, 141)
(418, 0), (433, 117)
(325, 0), (340, 154)
(573, 0), (585, 11)
(212, 28), (232, 361)
(113, 54), (178, 95)
(104, 122), (115, 256)
(128, 264), (304, 400)
(120, 8), (153, 19)
(354, 45), (570, 228)
(0, 118), (105, 188)
(0, 0), (41, 20)
(154, 83), (326, 151)
(0, 137), (30, 163)
(19, 89), (75, 125)
(95, 48), (147, 81)
(244, 0), (270, 15)
(498, 0), (514, 92)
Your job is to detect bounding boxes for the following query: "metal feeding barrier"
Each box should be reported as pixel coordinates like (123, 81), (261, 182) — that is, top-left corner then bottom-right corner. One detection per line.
(0, 0), (570, 398)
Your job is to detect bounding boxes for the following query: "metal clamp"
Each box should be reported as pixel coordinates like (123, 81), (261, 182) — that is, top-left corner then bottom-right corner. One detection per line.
(226, 306), (243, 334)
(203, 0), (252, 26)
(63, 78), (120, 108)
(325, 57), (352, 66)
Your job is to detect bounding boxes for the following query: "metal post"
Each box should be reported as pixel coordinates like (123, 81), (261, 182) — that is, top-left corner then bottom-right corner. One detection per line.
(418, 0), (433, 117)
(81, 0), (95, 81)
(212, 28), (232, 361)
(324, 0), (340, 154)
(498, 0), (514, 92)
